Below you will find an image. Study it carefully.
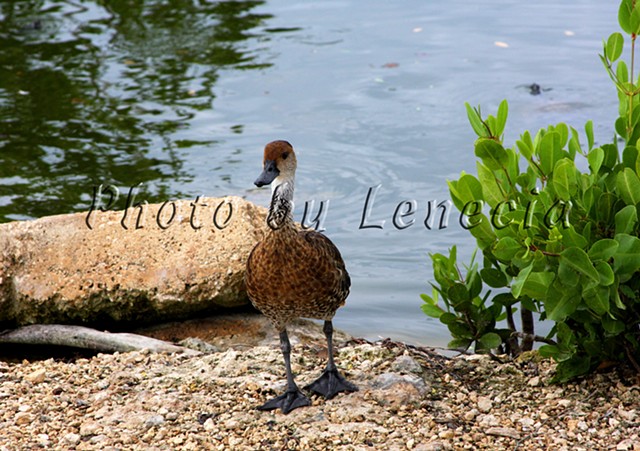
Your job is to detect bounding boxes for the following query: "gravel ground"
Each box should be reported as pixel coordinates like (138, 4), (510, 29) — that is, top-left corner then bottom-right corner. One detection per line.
(1, 323), (640, 450)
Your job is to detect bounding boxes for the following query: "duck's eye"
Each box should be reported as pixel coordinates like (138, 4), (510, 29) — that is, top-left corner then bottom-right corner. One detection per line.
(282, 152), (289, 160)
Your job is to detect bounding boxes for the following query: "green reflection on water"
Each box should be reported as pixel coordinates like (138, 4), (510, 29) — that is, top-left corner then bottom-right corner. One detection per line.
(0, 0), (274, 222)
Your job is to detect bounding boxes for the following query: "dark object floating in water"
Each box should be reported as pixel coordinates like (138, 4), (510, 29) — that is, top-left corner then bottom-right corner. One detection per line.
(518, 83), (552, 96)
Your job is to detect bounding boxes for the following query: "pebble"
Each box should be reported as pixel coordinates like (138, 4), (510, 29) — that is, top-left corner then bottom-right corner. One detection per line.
(486, 426), (520, 439)
(62, 432), (80, 445)
(145, 415), (165, 428)
(477, 396), (492, 413)
(392, 354), (423, 374)
(25, 368), (46, 384)
(14, 412), (32, 425)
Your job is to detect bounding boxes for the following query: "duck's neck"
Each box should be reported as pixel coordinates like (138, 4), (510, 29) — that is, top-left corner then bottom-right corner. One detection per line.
(267, 176), (295, 230)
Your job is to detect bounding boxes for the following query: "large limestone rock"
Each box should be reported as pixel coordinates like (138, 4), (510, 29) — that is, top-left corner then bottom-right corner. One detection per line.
(0, 196), (267, 327)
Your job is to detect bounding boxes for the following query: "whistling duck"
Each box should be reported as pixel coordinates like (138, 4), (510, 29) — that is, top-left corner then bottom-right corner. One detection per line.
(245, 140), (357, 414)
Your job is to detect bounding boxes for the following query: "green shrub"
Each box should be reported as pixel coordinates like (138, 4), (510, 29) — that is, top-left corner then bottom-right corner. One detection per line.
(422, 0), (640, 381)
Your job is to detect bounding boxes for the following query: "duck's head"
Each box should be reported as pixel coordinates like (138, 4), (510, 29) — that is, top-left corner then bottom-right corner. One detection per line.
(254, 140), (297, 189)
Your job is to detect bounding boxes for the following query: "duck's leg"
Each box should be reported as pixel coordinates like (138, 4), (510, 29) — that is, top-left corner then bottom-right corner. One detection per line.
(306, 320), (358, 399)
(258, 328), (311, 414)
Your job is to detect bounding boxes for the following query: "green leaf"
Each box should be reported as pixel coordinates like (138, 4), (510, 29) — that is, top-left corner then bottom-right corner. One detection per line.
(439, 312), (457, 325)
(520, 271), (554, 300)
(595, 261), (615, 286)
(623, 145), (639, 169)
(613, 233), (640, 280)
(517, 131), (534, 160)
(420, 292), (436, 304)
(448, 338), (472, 351)
(545, 292), (581, 321)
(602, 143), (620, 169)
(538, 131), (563, 175)
(632, 3), (640, 34)
(588, 239), (619, 261)
(492, 236), (522, 261)
(476, 162), (504, 207)
(615, 205), (638, 235)
(480, 267), (508, 288)
(465, 103), (487, 137)
(616, 168), (640, 205)
(602, 315), (626, 335)
(568, 127), (582, 158)
(421, 303), (444, 318)
(448, 320), (473, 338)
(478, 332), (502, 349)
(620, 0), (633, 34)
(552, 159), (577, 200)
(538, 344), (560, 358)
(597, 192), (617, 224)
(606, 32), (624, 62)
(582, 285), (610, 315)
(560, 227), (589, 250)
(468, 213), (498, 250)
(447, 283), (470, 304)
(588, 147), (604, 174)
(475, 138), (509, 170)
(511, 264), (533, 298)
(585, 120), (594, 151)
(560, 248), (599, 283)
(455, 174), (484, 205)
(496, 99), (508, 137)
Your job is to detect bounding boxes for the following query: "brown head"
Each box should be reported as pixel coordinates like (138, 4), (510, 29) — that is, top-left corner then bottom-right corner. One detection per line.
(254, 140), (297, 188)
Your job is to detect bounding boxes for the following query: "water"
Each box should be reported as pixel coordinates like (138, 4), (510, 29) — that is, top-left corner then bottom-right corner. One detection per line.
(0, 1), (621, 346)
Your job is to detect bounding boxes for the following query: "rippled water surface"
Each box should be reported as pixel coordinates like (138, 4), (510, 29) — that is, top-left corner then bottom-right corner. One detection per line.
(0, 1), (621, 345)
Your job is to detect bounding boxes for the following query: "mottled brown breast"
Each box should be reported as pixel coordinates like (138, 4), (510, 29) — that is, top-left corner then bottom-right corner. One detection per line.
(245, 226), (350, 330)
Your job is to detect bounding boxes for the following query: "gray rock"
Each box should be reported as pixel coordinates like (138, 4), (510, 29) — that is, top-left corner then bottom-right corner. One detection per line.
(373, 372), (428, 394)
(391, 354), (423, 375)
(145, 415), (165, 428)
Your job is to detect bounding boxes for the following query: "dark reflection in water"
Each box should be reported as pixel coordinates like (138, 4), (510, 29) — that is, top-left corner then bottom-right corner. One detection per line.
(0, 0), (273, 222)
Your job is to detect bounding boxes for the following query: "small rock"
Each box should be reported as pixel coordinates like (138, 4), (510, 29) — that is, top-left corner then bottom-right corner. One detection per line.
(145, 415), (165, 428)
(420, 441), (449, 451)
(438, 430), (455, 439)
(373, 372), (428, 393)
(519, 417), (535, 429)
(203, 418), (216, 431)
(224, 419), (239, 430)
(80, 421), (101, 436)
(14, 412), (33, 425)
(463, 409), (478, 421)
(477, 396), (492, 413)
(619, 408), (637, 422)
(25, 368), (46, 384)
(391, 355), (423, 374)
(528, 376), (540, 387)
(486, 427), (521, 439)
(618, 439), (635, 451)
(36, 434), (50, 447)
(90, 435), (108, 444)
(62, 433), (81, 446)
(478, 414), (499, 427)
